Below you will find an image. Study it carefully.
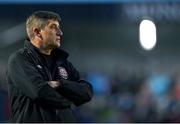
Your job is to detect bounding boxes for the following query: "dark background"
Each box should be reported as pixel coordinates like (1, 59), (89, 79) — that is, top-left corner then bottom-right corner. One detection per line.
(1, 0), (180, 122)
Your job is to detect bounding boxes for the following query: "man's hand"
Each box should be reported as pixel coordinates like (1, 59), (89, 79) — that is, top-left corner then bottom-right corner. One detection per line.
(48, 81), (60, 89)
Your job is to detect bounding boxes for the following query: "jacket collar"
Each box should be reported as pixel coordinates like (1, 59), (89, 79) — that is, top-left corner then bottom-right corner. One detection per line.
(24, 39), (69, 61)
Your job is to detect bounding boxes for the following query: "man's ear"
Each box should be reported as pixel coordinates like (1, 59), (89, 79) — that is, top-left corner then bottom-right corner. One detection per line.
(33, 28), (42, 39)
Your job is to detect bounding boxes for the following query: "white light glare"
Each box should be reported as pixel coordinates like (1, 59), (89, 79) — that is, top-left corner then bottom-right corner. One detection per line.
(139, 19), (157, 50)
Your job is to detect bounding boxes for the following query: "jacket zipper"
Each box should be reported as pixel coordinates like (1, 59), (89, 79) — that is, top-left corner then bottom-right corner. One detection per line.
(31, 51), (58, 118)
(44, 58), (58, 119)
(43, 57), (53, 80)
(46, 67), (52, 80)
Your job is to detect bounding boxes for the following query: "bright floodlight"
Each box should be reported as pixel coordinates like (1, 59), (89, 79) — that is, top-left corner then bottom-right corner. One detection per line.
(139, 19), (157, 50)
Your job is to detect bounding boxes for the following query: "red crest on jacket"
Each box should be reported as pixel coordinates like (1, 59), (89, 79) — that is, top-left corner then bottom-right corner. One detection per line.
(58, 67), (68, 79)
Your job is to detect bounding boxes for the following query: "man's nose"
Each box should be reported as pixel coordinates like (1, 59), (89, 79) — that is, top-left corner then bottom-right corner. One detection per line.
(57, 29), (63, 36)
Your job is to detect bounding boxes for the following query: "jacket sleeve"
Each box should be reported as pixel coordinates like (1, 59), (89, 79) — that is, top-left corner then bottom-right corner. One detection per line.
(57, 61), (93, 106)
(7, 52), (71, 109)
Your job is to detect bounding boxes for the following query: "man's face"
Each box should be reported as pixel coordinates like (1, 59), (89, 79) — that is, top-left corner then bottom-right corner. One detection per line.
(40, 19), (62, 50)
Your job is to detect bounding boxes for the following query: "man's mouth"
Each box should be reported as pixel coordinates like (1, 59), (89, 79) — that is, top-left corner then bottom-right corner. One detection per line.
(56, 37), (60, 41)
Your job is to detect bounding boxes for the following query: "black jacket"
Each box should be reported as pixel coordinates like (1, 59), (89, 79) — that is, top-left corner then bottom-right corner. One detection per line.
(7, 40), (93, 123)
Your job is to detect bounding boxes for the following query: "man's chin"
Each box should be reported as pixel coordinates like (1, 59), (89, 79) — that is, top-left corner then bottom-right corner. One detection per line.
(53, 41), (60, 48)
(56, 42), (61, 47)
(49, 43), (60, 50)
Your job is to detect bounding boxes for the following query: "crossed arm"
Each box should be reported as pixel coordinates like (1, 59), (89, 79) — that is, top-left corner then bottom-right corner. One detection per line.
(8, 53), (93, 109)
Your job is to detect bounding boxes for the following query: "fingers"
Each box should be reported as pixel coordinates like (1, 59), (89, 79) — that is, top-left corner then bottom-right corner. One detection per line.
(48, 81), (60, 89)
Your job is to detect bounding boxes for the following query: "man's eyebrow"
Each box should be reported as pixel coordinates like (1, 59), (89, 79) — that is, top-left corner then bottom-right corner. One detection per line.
(50, 23), (59, 27)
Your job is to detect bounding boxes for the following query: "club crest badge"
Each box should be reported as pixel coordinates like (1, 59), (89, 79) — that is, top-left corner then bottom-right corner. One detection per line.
(58, 67), (68, 79)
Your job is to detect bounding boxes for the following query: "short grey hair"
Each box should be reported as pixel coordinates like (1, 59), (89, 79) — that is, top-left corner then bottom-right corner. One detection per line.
(26, 11), (61, 39)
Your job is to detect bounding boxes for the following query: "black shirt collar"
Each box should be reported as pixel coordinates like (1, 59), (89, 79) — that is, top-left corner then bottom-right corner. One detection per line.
(24, 39), (69, 61)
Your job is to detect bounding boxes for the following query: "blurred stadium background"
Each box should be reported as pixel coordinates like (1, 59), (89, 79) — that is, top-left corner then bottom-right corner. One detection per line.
(1, 0), (180, 122)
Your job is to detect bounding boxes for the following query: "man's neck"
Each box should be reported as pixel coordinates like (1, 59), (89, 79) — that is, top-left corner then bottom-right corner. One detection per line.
(31, 39), (52, 55)
(39, 49), (52, 55)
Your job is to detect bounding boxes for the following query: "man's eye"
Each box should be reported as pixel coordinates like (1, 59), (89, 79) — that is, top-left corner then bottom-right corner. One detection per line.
(51, 25), (56, 28)
(51, 25), (60, 30)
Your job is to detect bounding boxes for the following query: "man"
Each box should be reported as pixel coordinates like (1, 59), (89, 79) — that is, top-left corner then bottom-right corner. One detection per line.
(7, 11), (93, 123)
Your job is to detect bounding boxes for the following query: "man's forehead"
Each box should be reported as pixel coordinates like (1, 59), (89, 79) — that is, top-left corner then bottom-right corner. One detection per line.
(47, 19), (60, 26)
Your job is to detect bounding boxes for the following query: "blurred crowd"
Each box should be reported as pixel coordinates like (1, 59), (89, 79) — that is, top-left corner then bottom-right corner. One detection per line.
(1, 63), (180, 122)
(75, 64), (180, 122)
